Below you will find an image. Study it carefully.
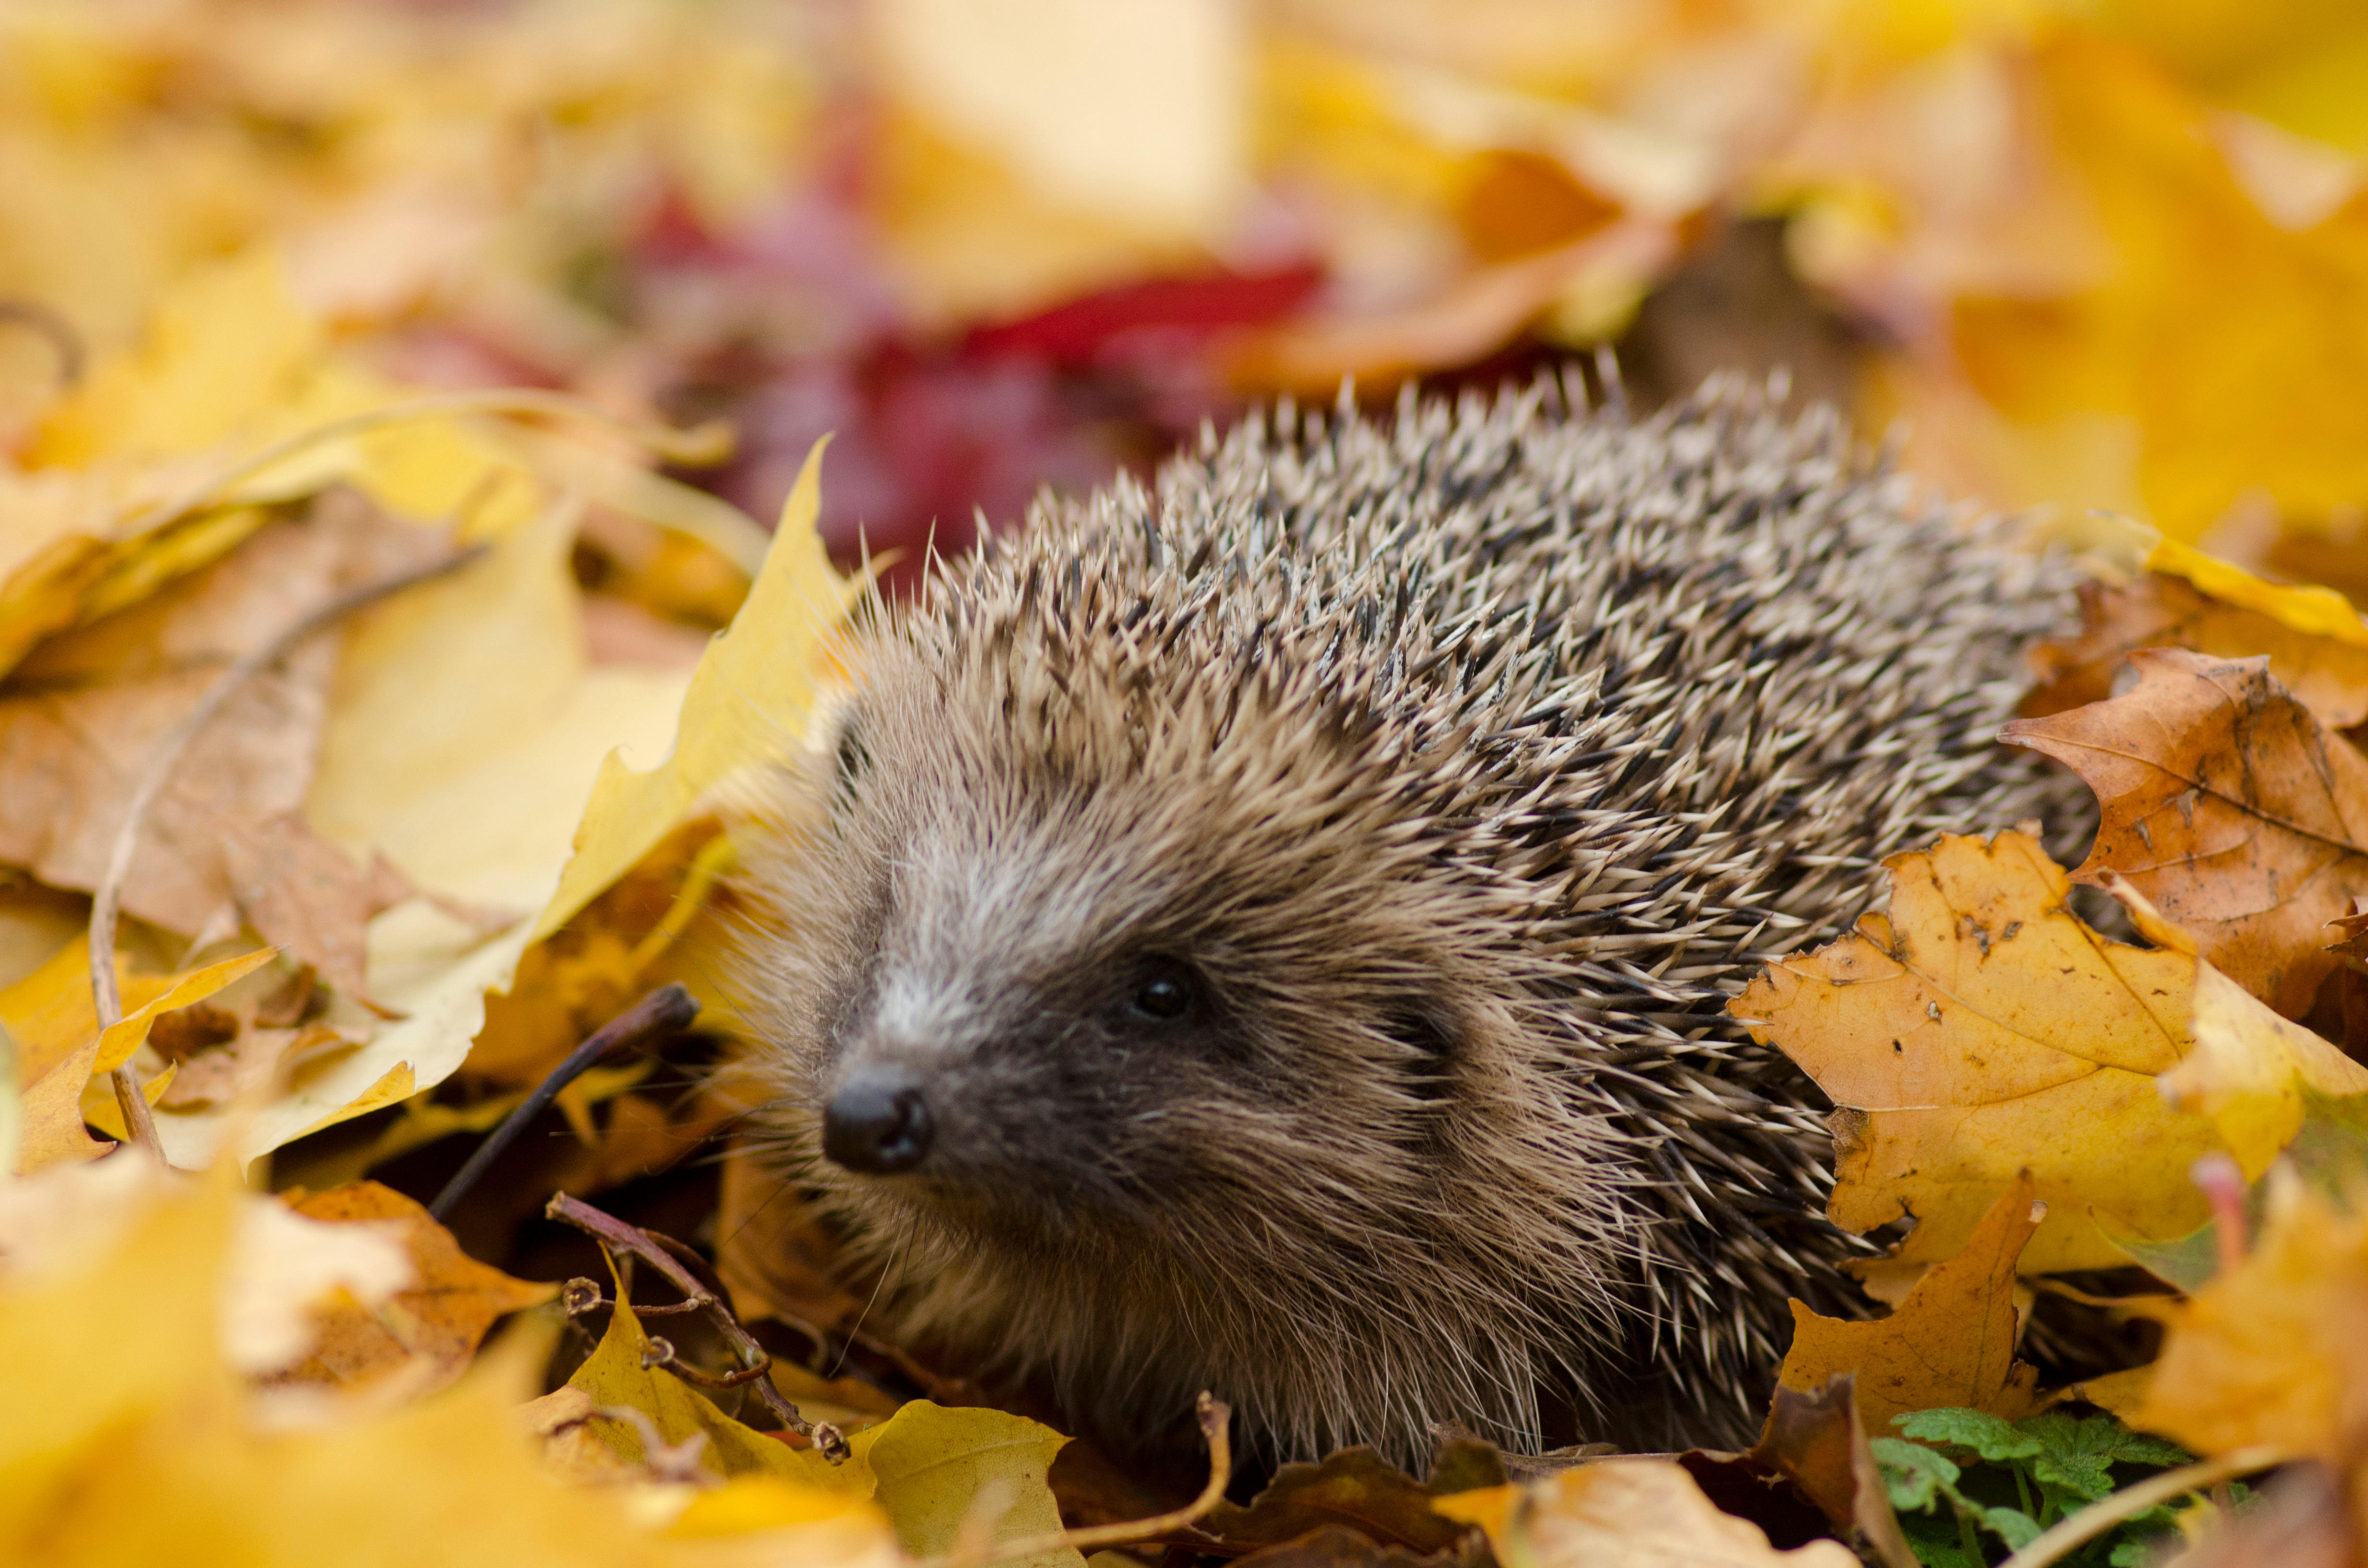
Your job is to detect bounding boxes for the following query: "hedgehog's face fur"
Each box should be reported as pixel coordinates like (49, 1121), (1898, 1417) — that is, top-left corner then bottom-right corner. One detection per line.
(736, 600), (1640, 1463)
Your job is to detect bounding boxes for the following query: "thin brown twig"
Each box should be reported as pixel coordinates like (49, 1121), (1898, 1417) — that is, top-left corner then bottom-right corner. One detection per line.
(640, 1335), (776, 1389)
(87, 544), (486, 1158)
(427, 984), (698, 1220)
(924, 1393), (1233, 1568)
(546, 1190), (851, 1461)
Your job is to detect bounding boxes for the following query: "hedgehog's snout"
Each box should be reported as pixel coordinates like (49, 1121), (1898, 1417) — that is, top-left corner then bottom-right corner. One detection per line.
(822, 1063), (935, 1174)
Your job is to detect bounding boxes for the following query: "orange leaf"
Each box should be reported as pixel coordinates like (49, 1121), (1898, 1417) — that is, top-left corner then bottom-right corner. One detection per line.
(2004, 648), (2368, 1017)
(2025, 573), (2368, 727)
(274, 1182), (555, 1396)
(1774, 1176), (2045, 1435)
(2137, 1169), (2368, 1461)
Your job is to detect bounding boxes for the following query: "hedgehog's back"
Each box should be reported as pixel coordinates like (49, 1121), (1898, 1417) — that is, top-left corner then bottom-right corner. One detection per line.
(1007, 380), (2085, 1440)
(802, 380), (2084, 1458)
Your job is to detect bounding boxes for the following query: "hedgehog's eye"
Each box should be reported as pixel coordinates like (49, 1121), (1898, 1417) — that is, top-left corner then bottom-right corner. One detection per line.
(831, 711), (870, 801)
(1125, 958), (1198, 1024)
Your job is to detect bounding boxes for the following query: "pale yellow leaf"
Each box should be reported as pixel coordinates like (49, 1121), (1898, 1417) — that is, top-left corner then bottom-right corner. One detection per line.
(1435, 1458), (1857, 1568)
(532, 440), (860, 943)
(852, 1402), (1082, 1568)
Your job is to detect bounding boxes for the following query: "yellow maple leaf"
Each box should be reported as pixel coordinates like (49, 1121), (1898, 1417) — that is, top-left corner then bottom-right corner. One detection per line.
(1730, 830), (2368, 1270)
(1774, 1176), (2045, 1434)
(2136, 1166), (2368, 1461)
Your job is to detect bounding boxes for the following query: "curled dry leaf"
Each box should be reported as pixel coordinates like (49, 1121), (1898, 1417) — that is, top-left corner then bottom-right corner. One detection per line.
(1432, 1457), (1858, 1568)
(2136, 1167), (2368, 1462)
(1746, 1376), (1917, 1568)
(272, 1181), (554, 1395)
(1774, 1176), (2045, 1436)
(1184, 1447), (1480, 1559)
(2024, 540), (2368, 728)
(2003, 648), (2368, 1018)
(1731, 830), (2368, 1270)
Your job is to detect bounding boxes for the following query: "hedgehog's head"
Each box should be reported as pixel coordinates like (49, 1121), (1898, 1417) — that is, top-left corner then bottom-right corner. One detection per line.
(729, 527), (1638, 1457)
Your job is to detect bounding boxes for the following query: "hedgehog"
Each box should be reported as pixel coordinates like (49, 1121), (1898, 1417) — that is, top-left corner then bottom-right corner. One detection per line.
(729, 377), (2083, 1468)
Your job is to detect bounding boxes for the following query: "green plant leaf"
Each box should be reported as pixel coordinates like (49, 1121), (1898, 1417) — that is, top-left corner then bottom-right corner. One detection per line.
(1871, 1436), (1961, 1512)
(1895, 1408), (2044, 1462)
(2016, 1412), (2138, 1502)
(1976, 1505), (2043, 1549)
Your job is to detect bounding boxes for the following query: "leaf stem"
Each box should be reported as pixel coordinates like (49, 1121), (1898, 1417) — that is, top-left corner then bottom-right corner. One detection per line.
(1995, 1447), (2285, 1568)
(1955, 1499), (1985, 1564)
(87, 543), (484, 1159)
(426, 983), (698, 1220)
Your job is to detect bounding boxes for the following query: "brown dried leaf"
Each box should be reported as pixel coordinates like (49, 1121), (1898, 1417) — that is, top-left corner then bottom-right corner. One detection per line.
(1775, 1176), (2045, 1434)
(1188, 1449), (1477, 1559)
(155, 1021), (357, 1114)
(2003, 648), (2368, 1017)
(2025, 574), (2368, 727)
(0, 492), (444, 996)
(271, 1181), (555, 1395)
(1746, 1377), (1916, 1568)
(219, 815), (417, 1002)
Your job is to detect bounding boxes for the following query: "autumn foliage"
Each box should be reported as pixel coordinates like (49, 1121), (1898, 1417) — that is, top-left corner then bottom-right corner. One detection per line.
(6, 2), (2368, 1566)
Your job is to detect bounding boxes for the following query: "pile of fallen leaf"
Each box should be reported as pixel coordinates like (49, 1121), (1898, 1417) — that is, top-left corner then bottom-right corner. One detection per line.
(7, 1), (2368, 1566)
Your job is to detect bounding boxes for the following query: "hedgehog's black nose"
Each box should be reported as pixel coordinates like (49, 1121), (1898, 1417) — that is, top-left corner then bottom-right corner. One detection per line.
(823, 1066), (934, 1174)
